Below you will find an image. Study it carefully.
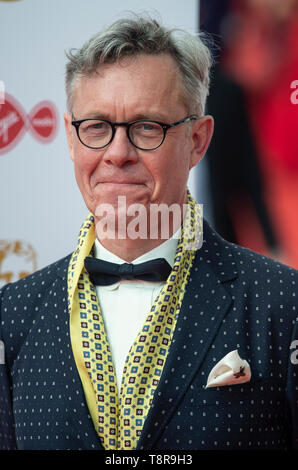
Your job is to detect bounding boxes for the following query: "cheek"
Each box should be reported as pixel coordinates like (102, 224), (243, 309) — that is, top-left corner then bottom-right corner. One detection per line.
(150, 146), (190, 187)
(74, 150), (98, 184)
(145, 157), (185, 202)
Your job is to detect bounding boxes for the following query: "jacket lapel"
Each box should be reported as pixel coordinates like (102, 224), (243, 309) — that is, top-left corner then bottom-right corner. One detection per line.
(137, 221), (238, 449)
(56, 260), (106, 450)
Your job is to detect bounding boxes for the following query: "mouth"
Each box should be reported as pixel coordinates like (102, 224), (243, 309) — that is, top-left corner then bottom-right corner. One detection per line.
(99, 180), (144, 184)
(96, 181), (146, 188)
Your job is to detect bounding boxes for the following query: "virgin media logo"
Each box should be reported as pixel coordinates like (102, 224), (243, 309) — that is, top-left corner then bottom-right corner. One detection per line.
(0, 93), (58, 155)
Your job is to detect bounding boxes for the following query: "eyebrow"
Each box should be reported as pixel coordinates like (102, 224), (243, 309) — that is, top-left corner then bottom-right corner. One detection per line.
(80, 112), (171, 122)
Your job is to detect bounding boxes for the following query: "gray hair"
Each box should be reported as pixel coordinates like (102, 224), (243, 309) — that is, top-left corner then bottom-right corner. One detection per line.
(65, 15), (212, 116)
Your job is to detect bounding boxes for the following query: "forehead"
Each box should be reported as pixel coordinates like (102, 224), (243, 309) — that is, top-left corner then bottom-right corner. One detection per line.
(72, 54), (186, 118)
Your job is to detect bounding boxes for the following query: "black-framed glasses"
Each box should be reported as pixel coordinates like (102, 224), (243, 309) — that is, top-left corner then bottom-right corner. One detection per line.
(71, 115), (199, 151)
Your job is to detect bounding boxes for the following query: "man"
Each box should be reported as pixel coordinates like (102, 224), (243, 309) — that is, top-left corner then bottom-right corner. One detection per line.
(0, 16), (297, 451)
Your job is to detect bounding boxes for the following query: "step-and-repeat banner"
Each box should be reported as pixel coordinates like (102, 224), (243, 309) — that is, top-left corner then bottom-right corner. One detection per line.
(0, 0), (202, 286)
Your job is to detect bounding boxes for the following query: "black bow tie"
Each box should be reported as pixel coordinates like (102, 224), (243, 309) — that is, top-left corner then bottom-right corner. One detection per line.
(84, 257), (172, 286)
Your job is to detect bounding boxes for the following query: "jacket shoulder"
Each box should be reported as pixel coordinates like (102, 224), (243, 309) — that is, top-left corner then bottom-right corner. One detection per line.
(0, 253), (72, 301)
(0, 254), (72, 338)
(202, 219), (298, 282)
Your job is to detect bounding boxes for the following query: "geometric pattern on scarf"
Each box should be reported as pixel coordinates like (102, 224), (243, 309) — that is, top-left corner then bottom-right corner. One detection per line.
(67, 192), (202, 450)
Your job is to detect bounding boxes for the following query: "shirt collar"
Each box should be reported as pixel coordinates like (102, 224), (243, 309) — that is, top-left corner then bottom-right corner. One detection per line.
(94, 226), (181, 268)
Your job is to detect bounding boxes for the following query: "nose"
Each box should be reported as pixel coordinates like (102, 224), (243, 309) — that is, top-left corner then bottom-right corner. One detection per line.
(102, 125), (138, 167)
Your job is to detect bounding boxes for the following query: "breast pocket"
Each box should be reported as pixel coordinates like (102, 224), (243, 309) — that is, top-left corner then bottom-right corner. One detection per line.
(163, 378), (287, 450)
(186, 377), (283, 407)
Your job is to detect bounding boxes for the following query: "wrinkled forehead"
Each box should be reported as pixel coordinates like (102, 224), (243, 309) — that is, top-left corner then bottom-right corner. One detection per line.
(71, 53), (188, 115)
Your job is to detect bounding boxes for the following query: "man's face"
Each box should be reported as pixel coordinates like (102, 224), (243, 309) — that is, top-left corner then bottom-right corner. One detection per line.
(65, 54), (213, 227)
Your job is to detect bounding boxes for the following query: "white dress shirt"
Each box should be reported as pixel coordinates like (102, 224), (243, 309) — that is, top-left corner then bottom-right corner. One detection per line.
(93, 229), (180, 391)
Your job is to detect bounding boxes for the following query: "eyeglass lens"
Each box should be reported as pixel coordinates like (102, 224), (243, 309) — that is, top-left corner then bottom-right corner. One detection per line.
(78, 120), (164, 150)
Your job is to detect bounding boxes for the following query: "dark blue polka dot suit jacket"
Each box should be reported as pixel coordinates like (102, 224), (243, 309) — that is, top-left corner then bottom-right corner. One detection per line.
(0, 221), (297, 450)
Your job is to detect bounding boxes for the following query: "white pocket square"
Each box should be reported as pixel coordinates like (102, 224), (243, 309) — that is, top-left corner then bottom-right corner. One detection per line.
(206, 350), (251, 388)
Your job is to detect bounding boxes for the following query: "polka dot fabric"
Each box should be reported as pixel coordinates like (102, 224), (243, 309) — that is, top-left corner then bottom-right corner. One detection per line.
(0, 220), (297, 450)
(0, 255), (100, 449)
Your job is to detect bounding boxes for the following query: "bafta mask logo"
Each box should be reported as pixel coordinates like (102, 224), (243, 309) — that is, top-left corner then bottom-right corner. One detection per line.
(0, 240), (37, 288)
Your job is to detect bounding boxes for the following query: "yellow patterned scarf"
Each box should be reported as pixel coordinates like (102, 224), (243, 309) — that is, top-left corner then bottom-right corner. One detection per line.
(67, 192), (202, 450)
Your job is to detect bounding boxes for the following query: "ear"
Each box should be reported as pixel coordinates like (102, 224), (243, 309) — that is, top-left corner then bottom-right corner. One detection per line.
(64, 112), (75, 161)
(189, 115), (214, 170)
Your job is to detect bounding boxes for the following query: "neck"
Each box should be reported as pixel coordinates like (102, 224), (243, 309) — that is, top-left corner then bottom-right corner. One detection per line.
(94, 193), (189, 262)
(95, 213), (184, 262)
(96, 236), (177, 263)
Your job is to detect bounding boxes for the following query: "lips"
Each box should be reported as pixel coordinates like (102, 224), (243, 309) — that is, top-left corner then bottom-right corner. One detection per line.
(99, 181), (144, 185)
(95, 179), (147, 188)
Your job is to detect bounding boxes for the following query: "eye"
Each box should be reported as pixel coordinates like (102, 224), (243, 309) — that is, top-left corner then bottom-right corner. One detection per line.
(132, 121), (163, 136)
(141, 123), (156, 131)
(88, 121), (108, 130)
